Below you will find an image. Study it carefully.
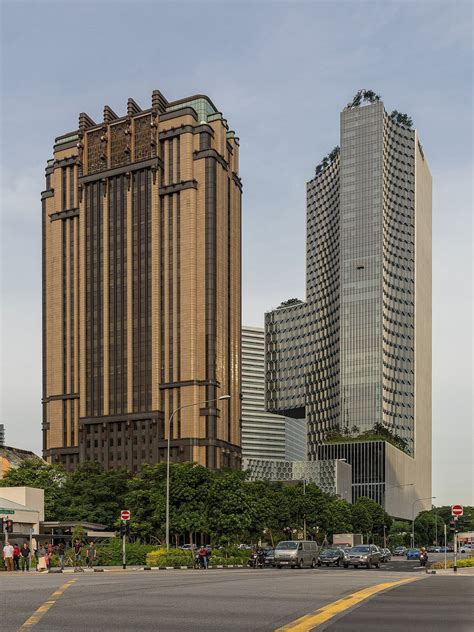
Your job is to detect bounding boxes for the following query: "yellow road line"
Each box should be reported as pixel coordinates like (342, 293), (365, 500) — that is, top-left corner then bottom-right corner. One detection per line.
(18, 579), (76, 629)
(275, 576), (419, 631)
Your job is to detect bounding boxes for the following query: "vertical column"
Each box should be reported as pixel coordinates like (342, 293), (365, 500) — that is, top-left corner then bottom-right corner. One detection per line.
(151, 169), (161, 410)
(103, 180), (110, 415)
(126, 175), (133, 412)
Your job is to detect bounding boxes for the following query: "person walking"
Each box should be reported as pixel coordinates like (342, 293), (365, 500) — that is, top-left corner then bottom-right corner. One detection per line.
(86, 541), (96, 569)
(13, 544), (21, 571)
(57, 542), (66, 571)
(3, 542), (14, 571)
(20, 543), (31, 572)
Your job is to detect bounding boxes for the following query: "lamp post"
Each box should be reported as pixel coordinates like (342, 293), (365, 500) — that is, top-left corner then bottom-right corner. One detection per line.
(165, 394), (231, 550)
(411, 496), (436, 549)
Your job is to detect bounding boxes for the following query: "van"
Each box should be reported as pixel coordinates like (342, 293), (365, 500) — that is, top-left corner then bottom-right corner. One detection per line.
(274, 540), (319, 569)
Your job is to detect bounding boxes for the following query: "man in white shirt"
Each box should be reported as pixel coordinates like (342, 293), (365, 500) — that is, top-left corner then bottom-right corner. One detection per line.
(3, 543), (14, 571)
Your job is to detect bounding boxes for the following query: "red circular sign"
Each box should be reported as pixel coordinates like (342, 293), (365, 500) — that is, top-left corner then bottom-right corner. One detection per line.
(451, 505), (463, 517)
(121, 509), (131, 521)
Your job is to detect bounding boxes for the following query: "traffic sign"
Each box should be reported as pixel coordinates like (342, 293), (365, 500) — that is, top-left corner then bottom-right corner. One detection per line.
(121, 509), (131, 521)
(0, 509), (15, 515)
(451, 505), (463, 517)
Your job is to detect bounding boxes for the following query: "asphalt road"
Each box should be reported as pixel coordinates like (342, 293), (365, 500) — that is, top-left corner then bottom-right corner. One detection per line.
(1, 566), (471, 631)
(324, 576), (474, 632)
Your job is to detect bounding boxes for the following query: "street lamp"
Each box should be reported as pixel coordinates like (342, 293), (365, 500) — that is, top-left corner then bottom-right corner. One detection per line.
(411, 496), (436, 549)
(165, 394), (230, 550)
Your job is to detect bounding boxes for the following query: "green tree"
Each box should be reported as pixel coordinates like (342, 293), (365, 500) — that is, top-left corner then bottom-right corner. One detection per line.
(169, 463), (213, 544)
(0, 458), (68, 520)
(351, 503), (372, 536)
(62, 461), (129, 528)
(124, 463), (167, 543)
(354, 496), (386, 537)
(388, 520), (411, 547)
(207, 470), (252, 544)
(328, 499), (353, 535)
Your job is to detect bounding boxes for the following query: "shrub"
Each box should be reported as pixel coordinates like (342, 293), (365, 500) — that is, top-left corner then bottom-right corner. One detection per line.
(146, 547), (194, 568)
(431, 556), (474, 569)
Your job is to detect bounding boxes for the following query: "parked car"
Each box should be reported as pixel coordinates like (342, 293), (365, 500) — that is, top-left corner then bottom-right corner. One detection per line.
(343, 545), (381, 569)
(460, 544), (473, 553)
(393, 546), (407, 556)
(438, 546), (448, 553)
(317, 548), (347, 567)
(180, 544), (193, 550)
(274, 540), (319, 569)
(406, 548), (421, 560)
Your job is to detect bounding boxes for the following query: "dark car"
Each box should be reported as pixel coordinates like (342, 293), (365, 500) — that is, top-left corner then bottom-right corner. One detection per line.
(344, 545), (381, 569)
(393, 546), (407, 556)
(317, 548), (346, 567)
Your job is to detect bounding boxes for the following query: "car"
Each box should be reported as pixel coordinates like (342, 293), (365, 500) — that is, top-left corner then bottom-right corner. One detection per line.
(393, 546), (407, 556)
(438, 546), (448, 553)
(317, 548), (347, 567)
(274, 540), (319, 569)
(180, 544), (193, 550)
(460, 544), (473, 553)
(343, 545), (381, 569)
(406, 548), (421, 560)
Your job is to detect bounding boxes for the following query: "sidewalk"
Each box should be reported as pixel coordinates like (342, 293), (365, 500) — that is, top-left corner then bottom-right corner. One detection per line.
(428, 567), (474, 577)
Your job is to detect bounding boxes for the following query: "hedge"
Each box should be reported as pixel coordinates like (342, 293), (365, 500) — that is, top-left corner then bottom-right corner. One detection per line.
(431, 556), (474, 569)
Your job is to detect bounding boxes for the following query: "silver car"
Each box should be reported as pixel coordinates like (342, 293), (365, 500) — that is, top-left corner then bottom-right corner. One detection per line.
(274, 540), (319, 569)
(343, 545), (381, 569)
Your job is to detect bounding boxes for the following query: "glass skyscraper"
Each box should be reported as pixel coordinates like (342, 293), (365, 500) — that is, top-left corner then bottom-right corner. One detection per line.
(265, 94), (432, 519)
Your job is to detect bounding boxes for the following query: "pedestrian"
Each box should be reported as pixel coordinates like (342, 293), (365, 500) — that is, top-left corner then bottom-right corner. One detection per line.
(36, 543), (47, 572)
(73, 539), (82, 568)
(20, 543), (31, 572)
(57, 542), (66, 570)
(46, 542), (54, 570)
(2, 542), (14, 572)
(86, 541), (96, 569)
(198, 545), (208, 569)
(13, 543), (21, 571)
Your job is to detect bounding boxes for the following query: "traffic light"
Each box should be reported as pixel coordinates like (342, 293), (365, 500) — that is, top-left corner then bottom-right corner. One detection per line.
(119, 522), (130, 537)
(0, 518), (3, 533)
(449, 518), (458, 533)
(5, 520), (13, 533)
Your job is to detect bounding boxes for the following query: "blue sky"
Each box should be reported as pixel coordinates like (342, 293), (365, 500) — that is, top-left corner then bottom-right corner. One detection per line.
(0, 0), (472, 505)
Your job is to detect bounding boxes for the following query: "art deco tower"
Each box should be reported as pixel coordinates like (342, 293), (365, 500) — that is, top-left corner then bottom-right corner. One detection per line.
(42, 90), (242, 471)
(266, 93), (431, 518)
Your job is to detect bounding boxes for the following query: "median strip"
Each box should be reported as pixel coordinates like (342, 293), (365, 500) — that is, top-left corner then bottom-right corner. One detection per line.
(18, 579), (76, 629)
(274, 576), (419, 631)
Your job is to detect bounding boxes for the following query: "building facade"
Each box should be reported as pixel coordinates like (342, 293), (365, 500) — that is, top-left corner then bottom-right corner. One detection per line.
(285, 418), (307, 461)
(241, 327), (286, 460)
(42, 90), (242, 471)
(0, 425), (4, 446)
(243, 458), (352, 502)
(265, 94), (432, 517)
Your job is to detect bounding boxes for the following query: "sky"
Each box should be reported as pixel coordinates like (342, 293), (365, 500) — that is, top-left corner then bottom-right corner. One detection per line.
(0, 0), (472, 506)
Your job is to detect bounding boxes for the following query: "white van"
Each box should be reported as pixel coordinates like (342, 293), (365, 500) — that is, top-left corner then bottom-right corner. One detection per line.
(274, 540), (319, 569)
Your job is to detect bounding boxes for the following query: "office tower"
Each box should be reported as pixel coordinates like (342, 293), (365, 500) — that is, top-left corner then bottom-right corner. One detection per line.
(42, 90), (242, 471)
(0, 425), (4, 447)
(241, 327), (287, 460)
(266, 92), (431, 518)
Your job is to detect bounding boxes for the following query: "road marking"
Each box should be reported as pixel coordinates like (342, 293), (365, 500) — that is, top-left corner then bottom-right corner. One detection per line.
(274, 577), (420, 631)
(18, 579), (76, 629)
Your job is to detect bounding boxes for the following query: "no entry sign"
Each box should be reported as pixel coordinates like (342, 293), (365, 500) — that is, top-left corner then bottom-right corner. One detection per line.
(451, 505), (463, 517)
(121, 509), (131, 521)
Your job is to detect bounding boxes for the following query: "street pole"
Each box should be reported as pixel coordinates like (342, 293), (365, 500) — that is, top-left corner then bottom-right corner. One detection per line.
(383, 524), (386, 550)
(444, 523), (447, 570)
(122, 524), (126, 570)
(303, 479), (307, 541)
(165, 395), (230, 550)
(453, 517), (458, 573)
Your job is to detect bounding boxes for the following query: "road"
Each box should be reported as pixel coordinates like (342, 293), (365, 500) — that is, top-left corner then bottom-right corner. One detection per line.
(1, 566), (472, 631)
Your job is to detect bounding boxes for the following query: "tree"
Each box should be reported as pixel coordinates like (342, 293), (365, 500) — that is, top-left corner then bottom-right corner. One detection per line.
(63, 461), (129, 528)
(389, 520), (411, 547)
(351, 503), (372, 536)
(207, 470), (252, 544)
(328, 499), (353, 534)
(169, 463), (213, 544)
(124, 463), (167, 543)
(354, 497), (386, 537)
(0, 458), (68, 520)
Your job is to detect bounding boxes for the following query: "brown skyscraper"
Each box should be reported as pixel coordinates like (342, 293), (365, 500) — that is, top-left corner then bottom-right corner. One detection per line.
(42, 90), (242, 471)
